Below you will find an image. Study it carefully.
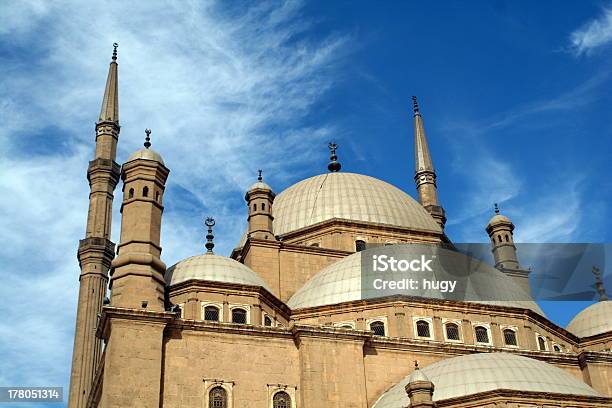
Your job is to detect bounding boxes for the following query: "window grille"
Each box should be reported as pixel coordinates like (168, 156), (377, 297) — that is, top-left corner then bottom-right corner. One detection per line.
(445, 323), (460, 340)
(416, 320), (430, 338)
(475, 326), (489, 343)
(370, 321), (385, 336)
(232, 308), (247, 324)
(209, 387), (227, 408)
(355, 240), (366, 252)
(273, 391), (291, 408)
(503, 329), (517, 346)
(204, 306), (220, 322)
(538, 336), (546, 351)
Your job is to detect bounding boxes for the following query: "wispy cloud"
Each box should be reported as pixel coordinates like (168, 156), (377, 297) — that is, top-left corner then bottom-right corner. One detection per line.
(0, 0), (348, 399)
(569, 6), (612, 56)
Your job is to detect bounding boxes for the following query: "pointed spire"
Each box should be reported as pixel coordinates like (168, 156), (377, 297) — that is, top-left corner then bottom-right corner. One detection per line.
(204, 217), (215, 254)
(98, 43), (119, 124)
(412, 96), (434, 172)
(328, 142), (341, 172)
(144, 128), (152, 148)
(592, 266), (608, 301)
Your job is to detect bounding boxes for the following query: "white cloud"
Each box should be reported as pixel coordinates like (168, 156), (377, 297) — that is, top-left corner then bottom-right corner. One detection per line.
(569, 7), (612, 56)
(0, 0), (348, 396)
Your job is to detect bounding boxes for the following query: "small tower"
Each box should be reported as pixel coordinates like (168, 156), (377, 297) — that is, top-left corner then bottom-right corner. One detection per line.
(109, 129), (169, 310)
(69, 43), (121, 408)
(412, 96), (446, 229)
(404, 361), (436, 407)
(486, 203), (530, 294)
(245, 170), (276, 240)
(592, 266), (609, 301)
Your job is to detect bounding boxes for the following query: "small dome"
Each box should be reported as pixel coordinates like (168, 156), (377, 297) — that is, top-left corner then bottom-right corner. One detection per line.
(372, 353), (600, 406)
(287, 246), (544, 314)
(165, 254), (269, 290)
(487, 213), (512, 228)
(127, 148), (164, 164)
(408, 368), (430, 383)
(566, 301), (612, 337)
(272, 172), (442, 236)
(248, 181), (272, 191)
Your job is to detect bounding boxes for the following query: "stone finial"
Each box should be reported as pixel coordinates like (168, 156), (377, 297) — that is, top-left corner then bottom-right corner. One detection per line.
(205, 217), (215, 254)
(144, 128), (152, 149)
(494, 203), (500, 214)
(414, 360), (419, 369)
(593, 266), (609, 301)
(258, 169), (263, 182)
(328, 142), (341, 172)
(112, 42), (118, 61)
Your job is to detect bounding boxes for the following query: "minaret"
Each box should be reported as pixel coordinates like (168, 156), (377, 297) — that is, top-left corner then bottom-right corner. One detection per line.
(412, 96), (446, 229)
(404, 361), (435, 408)
(592, 266), (609, 301)
(245, 170), (276, 240)
(69, 43), (121, 408)
(109, 129), (169, 310)
(486, 203), (531, 294)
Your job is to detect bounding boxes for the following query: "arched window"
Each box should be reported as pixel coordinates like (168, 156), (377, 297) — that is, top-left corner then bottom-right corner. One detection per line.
(498, 235), (502, 243)
(272, 391), (291, 408)
(142, 186), (149, 197)
(475, 326), (489, 343)
(538, 336), (547, 351)
(339, 324), (353, 329)
(370, 321), (385, 336)
(261, 203), (266, 211)
(264, 315), (273, 326)
(445, 323), (460, 340)
(553, 344), (561, 352)
(252, 204), (256, 212)
(505, 234), (509, 242)
(209, 386), (227, 408)
(232, 308), (247, 324)
(416, 320), (430, 338)
(355, 240), (366, 252)
(156, 191), (160, 202)
(310, 242), (319, 247)
(204, 306), (220, 322)
(503, 329), (517, 346)
(128, 188), (134, 199)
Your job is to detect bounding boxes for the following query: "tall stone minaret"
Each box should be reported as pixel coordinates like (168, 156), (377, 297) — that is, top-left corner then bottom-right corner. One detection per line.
(245, 170), (276, 240)
(412, 96), (446, 228)
(69, 44), (121, 408)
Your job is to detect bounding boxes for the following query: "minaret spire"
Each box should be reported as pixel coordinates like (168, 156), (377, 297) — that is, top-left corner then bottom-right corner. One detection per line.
(412, 96), (446, 229)
(98, 43), (119, 124)
(205, 217), (216, 254)
(592, 266), (609, 301)
(69, 43), (122, 408)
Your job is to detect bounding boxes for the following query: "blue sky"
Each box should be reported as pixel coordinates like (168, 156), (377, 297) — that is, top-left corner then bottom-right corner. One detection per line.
(0, 1), (611, 406)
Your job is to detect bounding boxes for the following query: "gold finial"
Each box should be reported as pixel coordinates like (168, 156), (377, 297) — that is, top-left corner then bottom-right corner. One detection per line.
(112, 43), (118, 61)
(205, 217), (216, 254)
(592, 266), (608, 301)
(328, 142), (341, 172)
(144, 128), (152, 149)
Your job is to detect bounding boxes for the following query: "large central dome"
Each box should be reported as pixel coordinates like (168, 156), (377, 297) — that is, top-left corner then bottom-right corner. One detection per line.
(272, 172), (442, 236)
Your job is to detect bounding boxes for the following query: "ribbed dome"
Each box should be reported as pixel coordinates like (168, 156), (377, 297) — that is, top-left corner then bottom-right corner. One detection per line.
(567, 301), (612, 337)
(271, 173), (441, 236)
(287, 246), (544, 315)
(165, 254), (269, 289)
(372, 353), (600, 406)
(127, 148), (164, 164)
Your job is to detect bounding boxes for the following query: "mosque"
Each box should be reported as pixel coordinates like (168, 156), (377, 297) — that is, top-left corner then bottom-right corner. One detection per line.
(68, 46), (612, 407)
